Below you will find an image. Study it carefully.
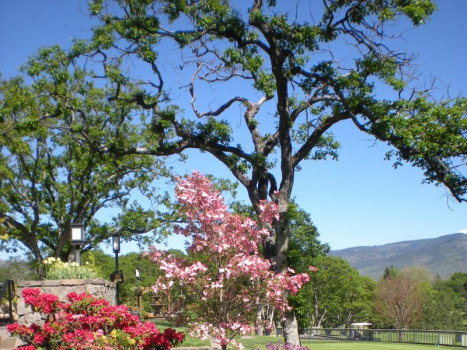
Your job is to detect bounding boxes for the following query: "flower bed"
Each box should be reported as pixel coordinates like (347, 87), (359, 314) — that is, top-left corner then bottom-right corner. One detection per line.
(16, 278), (116, 326)
(43, 257), (99, 280)
(8, 288), (184, 350)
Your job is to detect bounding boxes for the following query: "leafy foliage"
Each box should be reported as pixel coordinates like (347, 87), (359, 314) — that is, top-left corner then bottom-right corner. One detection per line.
(0, 257), (37, 282)
(81, 250), (169, 314)
(0, 51), (169, 268)
(292, 256), (374, 328)
(420, 272), (467, 330)
(287, 202), (330, 271)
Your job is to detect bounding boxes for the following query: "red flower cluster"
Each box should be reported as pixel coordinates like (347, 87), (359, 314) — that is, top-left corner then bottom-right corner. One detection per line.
(7, 288), (184, 350)
(22, 288), (59, 313)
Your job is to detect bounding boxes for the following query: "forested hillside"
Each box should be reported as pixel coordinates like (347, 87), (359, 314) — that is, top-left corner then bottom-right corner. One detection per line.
(330, 233), (467, 279)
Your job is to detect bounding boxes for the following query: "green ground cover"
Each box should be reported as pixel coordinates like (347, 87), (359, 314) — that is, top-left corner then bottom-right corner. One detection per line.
(154, 319), (210, 347)
(299, 341), (462, 350)
(239, 337), (464, 350)
(317, 329), (460, 345)
(153, 320), (464, 350)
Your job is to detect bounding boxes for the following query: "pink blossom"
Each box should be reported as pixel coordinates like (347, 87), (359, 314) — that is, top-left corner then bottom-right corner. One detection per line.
(258, 200), (280, 223)
(148, 171), (310, 350)
(309, 265), (318, 272)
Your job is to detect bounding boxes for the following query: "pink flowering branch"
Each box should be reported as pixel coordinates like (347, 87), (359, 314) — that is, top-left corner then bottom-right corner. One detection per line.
(148, 171), (316, 350)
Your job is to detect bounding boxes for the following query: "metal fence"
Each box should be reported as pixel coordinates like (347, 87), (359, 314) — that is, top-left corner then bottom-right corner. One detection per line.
(276, 328), (467, 347)
(0, 279), (15, 326)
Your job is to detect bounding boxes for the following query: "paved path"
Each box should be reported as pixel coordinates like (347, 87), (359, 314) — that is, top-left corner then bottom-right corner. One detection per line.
(0, 326), (20, 350)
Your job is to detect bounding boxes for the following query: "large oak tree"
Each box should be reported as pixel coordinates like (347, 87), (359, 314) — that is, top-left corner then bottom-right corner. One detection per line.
(0, 48), (168, 274)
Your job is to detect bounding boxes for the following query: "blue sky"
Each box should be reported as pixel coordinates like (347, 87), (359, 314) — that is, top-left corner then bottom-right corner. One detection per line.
(1, 0), (466, 257)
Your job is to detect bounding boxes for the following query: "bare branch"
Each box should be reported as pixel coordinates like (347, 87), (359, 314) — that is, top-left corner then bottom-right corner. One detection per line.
(189, 62), (249, 118)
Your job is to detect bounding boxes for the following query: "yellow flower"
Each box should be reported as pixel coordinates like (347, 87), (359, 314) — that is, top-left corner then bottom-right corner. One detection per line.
(100, 336), (109, 344)
(44, 257), (57, 265)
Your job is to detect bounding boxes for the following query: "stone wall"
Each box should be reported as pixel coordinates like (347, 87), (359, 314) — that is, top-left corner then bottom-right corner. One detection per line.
(16, 279), (116, 325)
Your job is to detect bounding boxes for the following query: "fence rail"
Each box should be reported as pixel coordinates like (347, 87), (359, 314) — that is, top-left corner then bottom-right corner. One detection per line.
(276, 328), (467, 347)
(0, 279), (15, 325)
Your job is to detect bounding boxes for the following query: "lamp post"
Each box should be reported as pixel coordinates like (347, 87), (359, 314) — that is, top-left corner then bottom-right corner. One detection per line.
(135, 268), (141, 311)
(112, 234), (122, 305)
(70, 223), (84, 265)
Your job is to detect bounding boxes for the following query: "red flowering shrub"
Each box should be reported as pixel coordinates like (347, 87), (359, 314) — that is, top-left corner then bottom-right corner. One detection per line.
(8, 288), (184, 350)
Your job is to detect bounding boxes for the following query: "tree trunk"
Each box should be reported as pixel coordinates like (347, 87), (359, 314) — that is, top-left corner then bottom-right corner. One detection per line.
(282, 310), (301, 345)
(275, 211), (302, 345)
(268, 306), (275, 335)
(33, 251), (45, 279)
(252, 171), (301, 344)
(398, 330), (404, 343)
(256, 307), (264, 336)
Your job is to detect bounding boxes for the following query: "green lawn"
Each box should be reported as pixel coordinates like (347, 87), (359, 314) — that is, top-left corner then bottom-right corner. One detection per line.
(151, 320), (464, 350)
(238, 337), (464, 350)
(300, 340), (463, 350)
(153, 319), (211, 347)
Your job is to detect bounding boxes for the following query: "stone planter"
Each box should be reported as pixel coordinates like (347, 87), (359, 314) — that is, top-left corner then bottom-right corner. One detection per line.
(16, 278), (116, 325)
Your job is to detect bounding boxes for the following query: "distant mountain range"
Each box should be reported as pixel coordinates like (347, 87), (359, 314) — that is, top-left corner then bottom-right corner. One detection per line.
(329, 233), (467, 280)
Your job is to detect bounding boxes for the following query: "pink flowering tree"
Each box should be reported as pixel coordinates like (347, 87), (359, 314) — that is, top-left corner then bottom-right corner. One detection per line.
(149, 171), (314, 350)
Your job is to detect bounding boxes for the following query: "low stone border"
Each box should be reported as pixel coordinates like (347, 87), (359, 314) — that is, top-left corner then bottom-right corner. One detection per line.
(16, 279), (116, 325)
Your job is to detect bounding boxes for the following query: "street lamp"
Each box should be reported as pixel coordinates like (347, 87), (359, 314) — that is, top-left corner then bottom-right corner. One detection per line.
(111, 234), (123, 305)
(70, 223), (84, 265)
(135, 268), (142, 310)
(112, 234), (120, 254)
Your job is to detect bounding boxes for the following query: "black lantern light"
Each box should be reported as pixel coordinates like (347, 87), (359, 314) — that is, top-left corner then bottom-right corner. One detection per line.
(135, 268), (142, 310)
(70, 223), (84, 265)
(111, 234), (122, 305)
(112, 234), (120, 253)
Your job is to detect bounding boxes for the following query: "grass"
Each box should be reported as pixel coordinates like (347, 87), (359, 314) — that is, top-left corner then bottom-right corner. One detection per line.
(313, 329), (462, 345)
(238, 337), (465, 350)
(152, 319), (210, 347)
(300, 340), (463, 350)
(151, 320), (465, 350)
(176, 336), (211, 347)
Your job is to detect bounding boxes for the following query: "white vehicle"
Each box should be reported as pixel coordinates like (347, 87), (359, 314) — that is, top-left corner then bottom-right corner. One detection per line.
(349, 323), (373, 340)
